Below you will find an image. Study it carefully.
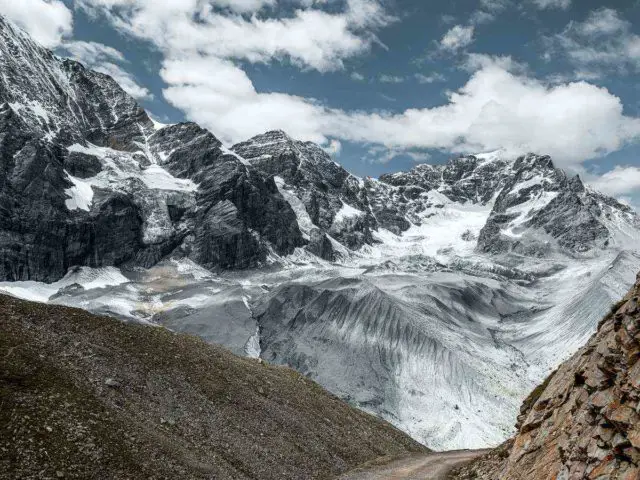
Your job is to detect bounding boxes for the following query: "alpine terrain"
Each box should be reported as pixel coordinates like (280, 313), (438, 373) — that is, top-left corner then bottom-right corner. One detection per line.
(1, 14), (640, 450)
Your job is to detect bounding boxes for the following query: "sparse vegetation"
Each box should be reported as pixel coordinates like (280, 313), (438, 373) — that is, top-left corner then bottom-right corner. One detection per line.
(0, 294), (425, 479)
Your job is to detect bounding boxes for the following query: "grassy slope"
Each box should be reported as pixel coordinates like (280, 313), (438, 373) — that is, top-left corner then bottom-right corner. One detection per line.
(0, 294), (426, 479)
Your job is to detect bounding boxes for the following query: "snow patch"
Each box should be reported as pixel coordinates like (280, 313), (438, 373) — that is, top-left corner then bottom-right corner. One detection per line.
(334, 201), (364, 223)
(0, 266), (129, 303)
(64, 173), (94, 211)
(149, 117), (171, 131)
(244, 326), (261, 359)
(274, 176), (314, 240)
(141, 164), (197, 191)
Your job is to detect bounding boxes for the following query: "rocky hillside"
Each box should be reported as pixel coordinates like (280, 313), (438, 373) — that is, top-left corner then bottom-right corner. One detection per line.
(451, 273), (640, 479)
(0, 294), (425, 480)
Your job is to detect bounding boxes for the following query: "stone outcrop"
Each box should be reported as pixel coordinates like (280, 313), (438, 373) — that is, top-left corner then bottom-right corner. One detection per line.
(0, 16), (305, 281)
(1, 13), (637, 282)
(452, 273), (640, 479)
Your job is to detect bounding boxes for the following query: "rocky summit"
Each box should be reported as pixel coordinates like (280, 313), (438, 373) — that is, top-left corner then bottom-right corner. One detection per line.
(452, 272), (640, 479)
(2, 14), (640, 451)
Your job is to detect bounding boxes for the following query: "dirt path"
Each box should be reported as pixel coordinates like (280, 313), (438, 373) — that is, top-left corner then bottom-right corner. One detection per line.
(338, 449), (491, 480)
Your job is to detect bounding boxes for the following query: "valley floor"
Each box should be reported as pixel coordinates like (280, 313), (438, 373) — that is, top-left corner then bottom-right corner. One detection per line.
(337, 449), (491, 480)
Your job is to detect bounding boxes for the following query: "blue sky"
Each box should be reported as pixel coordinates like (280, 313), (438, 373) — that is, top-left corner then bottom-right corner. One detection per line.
(2, 0), (640, 203)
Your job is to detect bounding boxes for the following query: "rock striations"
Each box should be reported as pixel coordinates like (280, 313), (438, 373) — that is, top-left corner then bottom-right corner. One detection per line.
(452, 273), (640, 479)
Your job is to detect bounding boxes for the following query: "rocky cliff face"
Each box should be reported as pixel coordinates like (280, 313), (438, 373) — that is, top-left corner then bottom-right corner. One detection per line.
(0, 16), (305, 281)
(233, 130), (376, 258)
(453, 274), (640, 479)
(1, 11), (636, 282)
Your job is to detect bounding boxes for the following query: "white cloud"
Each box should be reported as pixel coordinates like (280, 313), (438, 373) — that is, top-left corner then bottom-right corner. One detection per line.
(440, 25), (475, 52)
(77, 0), (640, 170)
(462, 53), (528, 74)
(0, 0), (72, 48)
(366, 145), (431, 164)
(531, 0), (571, 9)
(77, 0), (392, 73)
(61, 41), (152, 101)
(379, 74), (404, 83)
(160, 58), (640, 168)
(62, 40), (125, 64)
(588, 166), (640, 197)
(573, 8), (627, 36)
(470, 0), (512, 25)
(547, 8), (640, 77)
(415, 72), (446, 84)
(350, 72), (365, 81)
(470, 11), (496, 25)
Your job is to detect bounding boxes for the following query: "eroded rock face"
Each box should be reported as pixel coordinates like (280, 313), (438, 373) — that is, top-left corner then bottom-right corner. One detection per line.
(453, 274), (640, 479)
(0, 17), (305, 281)
(476, 155), (624, 256)
(232, 130), (376, 254)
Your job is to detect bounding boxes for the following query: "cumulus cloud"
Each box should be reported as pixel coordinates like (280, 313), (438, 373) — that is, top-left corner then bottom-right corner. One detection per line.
(61, 41), (152, 101)
(76, 0), (640, 170)
(440, 25), (475, 52)
(161, 58), (640, 167)
(77, 0), (393, 73)
(0, 0), (72, 48)
(588, 166), (640, 197)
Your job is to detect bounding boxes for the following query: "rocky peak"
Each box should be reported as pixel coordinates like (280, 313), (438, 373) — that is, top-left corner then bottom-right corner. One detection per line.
(233, 130), (374, 254)
(232, 130), (296, 158)
(0, 15), (307, 281)
(0, 16), (153, 151)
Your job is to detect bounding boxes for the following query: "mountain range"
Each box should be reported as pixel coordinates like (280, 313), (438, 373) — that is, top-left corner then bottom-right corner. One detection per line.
(1, 14), (640, 450)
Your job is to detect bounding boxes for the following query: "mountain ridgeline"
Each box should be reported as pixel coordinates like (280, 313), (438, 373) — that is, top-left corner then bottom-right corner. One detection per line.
(0, 14), (636, 283)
